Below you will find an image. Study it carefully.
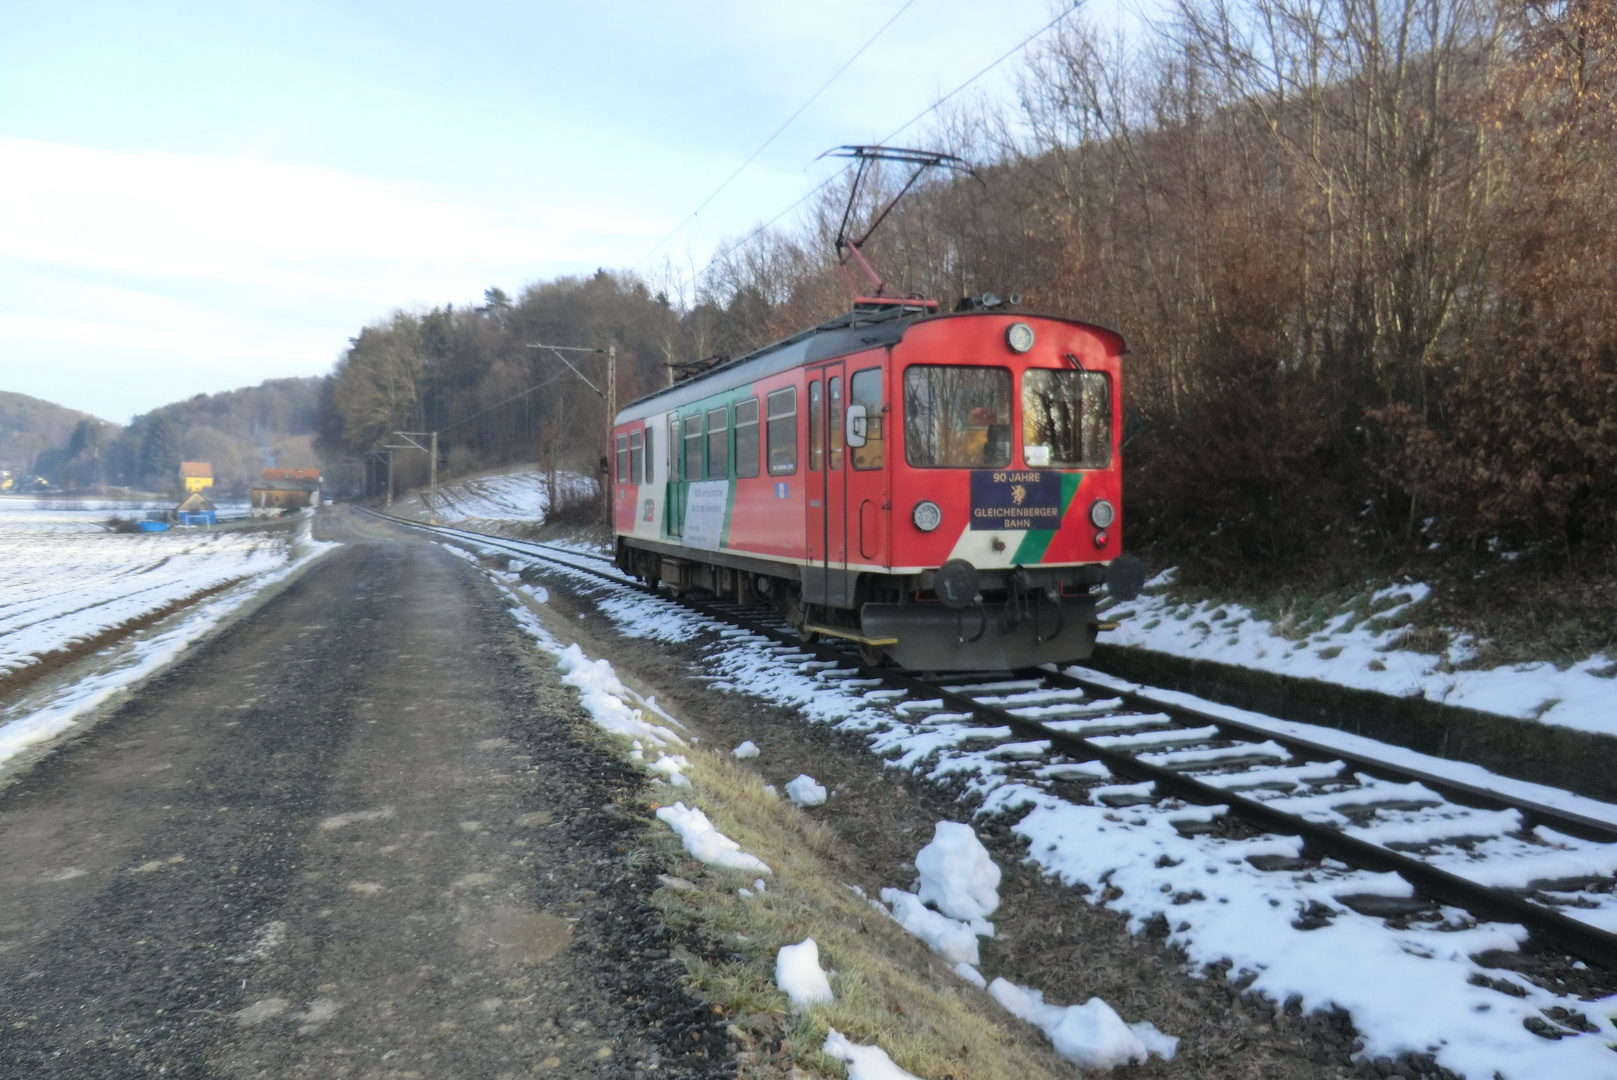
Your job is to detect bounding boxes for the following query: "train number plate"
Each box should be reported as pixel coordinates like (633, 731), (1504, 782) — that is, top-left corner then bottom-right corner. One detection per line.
(969, 470), (1062, 531)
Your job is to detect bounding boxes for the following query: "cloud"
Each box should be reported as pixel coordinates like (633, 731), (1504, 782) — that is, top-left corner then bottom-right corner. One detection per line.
(0, 137), (658, 295)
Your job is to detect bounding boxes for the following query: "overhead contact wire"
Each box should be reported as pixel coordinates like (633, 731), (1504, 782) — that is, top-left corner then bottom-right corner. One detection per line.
(632, 0), (919, 270)
(684, 1), (1082, 292)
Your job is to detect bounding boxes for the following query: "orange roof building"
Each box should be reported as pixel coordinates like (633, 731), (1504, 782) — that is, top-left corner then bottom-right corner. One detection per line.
(261, 468), (321, 483)
(180, 461), (213, 492)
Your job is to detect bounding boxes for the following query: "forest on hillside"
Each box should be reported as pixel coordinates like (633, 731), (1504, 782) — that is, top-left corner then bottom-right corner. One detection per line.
(316, 1), (1616, 598)
(24, 378), (321, 496)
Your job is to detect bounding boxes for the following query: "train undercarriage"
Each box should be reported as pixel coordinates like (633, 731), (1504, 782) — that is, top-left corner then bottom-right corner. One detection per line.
(615, 537), (1129, 671)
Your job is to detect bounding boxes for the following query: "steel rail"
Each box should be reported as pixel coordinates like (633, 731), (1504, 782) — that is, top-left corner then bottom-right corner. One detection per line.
(353, 507), (1617, 970)
(1038, 669), (1617, 846)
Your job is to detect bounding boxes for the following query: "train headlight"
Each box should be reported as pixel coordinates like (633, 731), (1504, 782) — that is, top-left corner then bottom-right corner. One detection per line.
(1089, 498), (1116, 529)
(1005, 322), (1035, 354)
(912, 500), (943, 532)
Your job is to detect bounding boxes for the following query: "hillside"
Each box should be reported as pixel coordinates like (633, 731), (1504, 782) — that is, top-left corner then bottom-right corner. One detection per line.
(0, 391), (106, 477)
(15, 377), (325, 495)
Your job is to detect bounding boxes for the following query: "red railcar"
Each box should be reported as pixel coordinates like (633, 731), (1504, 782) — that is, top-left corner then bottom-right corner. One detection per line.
(611, 298), (1136, 671)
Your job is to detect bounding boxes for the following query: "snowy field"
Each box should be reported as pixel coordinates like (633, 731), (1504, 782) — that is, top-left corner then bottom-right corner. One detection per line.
(462, 541), (1617, 1080)
(0, 498), (251, 533)
(1100, 572), (1617, 739)
(0, 509), (336, 766)
(394, 468), (594, 525)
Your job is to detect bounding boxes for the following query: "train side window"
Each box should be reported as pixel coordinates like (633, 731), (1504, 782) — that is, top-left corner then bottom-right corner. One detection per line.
(629, 429), (644, 484)
(766, 387), (797, 475)
(828, 376), (843, 470)
(615, 433), (629, 483)
(683, 413), (703, 482)
(1023, 370), (1111, 468)
(850, 368), (883, 470)
(669, 417), (679, 481)
(904, 365), (1013, 468)
(808, 380), (823, 471)
(734, 397), (760, 478)
(706, 406), (729, 479)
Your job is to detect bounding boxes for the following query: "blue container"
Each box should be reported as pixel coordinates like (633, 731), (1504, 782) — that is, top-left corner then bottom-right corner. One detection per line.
(137, 520), (169, 532)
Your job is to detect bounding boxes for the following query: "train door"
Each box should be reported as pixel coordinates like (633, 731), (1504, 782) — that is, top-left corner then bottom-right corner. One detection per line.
(664, 412), (687, 538)
(804, 362), (851, 607)
(846, 357), (888, 569)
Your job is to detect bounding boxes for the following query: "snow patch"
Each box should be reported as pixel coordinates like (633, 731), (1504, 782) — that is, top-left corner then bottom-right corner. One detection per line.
(879, 887), (993, 966)
(785, 774), (827, 808)
(989, 978), (1177, 1069)
(822, 1029), (921, 1080)
(775, 937), (833, 1007)
(654, 802), (770, 874)
(915, 821), (1001, 921)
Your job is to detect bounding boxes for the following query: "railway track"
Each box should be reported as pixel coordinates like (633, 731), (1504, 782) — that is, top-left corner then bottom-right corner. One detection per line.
(359, 506), (1617, 976)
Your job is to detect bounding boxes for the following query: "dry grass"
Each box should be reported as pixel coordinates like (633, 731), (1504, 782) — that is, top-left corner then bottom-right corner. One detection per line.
(639, 749), (1074, 1080)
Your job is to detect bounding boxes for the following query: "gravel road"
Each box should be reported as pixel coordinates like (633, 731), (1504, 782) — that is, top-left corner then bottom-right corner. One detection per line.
(0, 508), (731, 1079)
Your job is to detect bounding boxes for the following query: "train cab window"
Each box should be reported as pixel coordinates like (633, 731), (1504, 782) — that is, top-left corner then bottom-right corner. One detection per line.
(850, 368), (883, 470)
(1023, 369), (1111, 469)
(683, 413), (703, 482)
(615, 433), (629, 483)
(903, 365), (1013, 468)
(734, 398), (760, 478)
(766, 387), (797, 475)
(628, 429), (644, 484)
(808, 380), (823, 470)
(828, 376), (843, 470)
(706, 407), (729, 479)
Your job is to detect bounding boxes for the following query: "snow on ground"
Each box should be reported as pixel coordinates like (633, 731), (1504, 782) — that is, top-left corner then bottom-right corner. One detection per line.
(0, 511), (298, 680)
(489, 557), (778, 876)
(785, 773), (827, 807)
(0, 498), (251, 534)
(477, 546), (1617, 1080)
(655, 801), (771, 873)
(989, 979), (1178, 1069)
(775, 938), (834, 1007)
(394, 467), (594, 525)
(822, 1029), (922, 1080)
(0, 513), (336, 767)
(1101, 570), (1617, 738)
(915, 821), (1000, 921)
(876, 821), (1171, 1067)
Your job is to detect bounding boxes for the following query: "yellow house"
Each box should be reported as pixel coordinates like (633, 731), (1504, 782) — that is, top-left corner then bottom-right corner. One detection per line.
(180, 461), (214, 492)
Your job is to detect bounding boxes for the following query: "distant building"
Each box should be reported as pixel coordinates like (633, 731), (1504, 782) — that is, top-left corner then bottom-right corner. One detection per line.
(250, 467), (322, 517)
(172, 490), (217, 526)
(180, 462), (214, 492)
(261, 468), (320, 483)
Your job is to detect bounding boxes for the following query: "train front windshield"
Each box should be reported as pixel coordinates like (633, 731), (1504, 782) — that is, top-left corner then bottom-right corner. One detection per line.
(903, 365), (1012, 468)
(1022, 369), (1111, 469)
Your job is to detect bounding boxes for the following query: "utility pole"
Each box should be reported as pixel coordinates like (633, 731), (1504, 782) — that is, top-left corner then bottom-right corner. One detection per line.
(386, 449), (394, 508)
(388, 432), (440, 522)
(525, 342), (616, 529)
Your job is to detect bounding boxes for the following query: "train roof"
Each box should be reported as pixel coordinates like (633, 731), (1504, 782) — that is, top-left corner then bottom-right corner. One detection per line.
(615, 303), (1125, 425)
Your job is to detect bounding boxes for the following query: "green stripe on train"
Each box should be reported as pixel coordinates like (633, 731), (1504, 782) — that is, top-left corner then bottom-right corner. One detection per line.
(1011, 472), (1086, 564)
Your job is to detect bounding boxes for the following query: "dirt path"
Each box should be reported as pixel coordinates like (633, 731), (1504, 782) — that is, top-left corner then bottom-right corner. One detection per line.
(0, 508), (728, 1079)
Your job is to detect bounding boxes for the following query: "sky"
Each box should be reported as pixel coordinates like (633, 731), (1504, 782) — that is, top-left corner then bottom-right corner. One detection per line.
(0, 0), (1147, 423)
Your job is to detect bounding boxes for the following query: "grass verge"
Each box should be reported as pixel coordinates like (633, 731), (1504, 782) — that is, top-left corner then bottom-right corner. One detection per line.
(636, 748), (1074, 1080)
